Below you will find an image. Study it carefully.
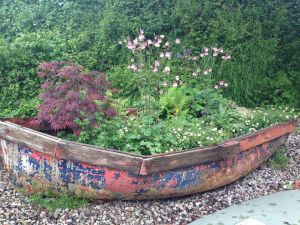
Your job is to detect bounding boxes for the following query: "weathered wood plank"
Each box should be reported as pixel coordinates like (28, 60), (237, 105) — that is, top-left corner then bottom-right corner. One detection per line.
(239, 120), (297, 151)
(139, 141), (240, 175)
(0, 121), (143, 173)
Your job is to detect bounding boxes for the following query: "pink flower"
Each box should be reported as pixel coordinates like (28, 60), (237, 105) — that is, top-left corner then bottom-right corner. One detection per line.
(162, 81), (168, 86)
(147, 39), (153, 45)
(140, 29), (144, 34)
(175, 38), (180, 44)
(172, 82), (178, 87)
(140, 42), (147, 49)
(160, 52), (165, 58)
(219, 80), (224, 86)
(163, 66), (171, 74)
(154, 61), (160, 67)
(204, 52), (209, 56)
(154, 42), (160, 48)
(157, 38), (162, 44)
(127, 42), (136, 50)
(130, 64), (138, 72)
(153, 67), (159, 72)
(204, 47), (209, 52)
(165, 52), (172, 59)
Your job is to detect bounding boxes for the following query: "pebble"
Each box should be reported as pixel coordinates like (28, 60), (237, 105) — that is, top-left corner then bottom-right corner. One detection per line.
(0, 132), (299, 225)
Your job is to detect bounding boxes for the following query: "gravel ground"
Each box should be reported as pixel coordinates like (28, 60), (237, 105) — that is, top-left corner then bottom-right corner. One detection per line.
(0, 132), (299, 225)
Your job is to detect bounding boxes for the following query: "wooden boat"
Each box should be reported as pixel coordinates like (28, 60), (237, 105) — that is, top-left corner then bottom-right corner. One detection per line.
(0, 120), (297, 200)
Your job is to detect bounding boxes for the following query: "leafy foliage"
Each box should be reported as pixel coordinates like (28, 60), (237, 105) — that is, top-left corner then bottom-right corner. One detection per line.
(0, 0), (299, 119)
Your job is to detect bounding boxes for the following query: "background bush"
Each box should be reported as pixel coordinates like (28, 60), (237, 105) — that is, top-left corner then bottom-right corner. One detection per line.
(0, 0), (299, 117)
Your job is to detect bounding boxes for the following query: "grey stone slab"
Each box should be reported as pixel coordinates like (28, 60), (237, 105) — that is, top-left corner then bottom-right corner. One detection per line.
(190, 190), (300, 225)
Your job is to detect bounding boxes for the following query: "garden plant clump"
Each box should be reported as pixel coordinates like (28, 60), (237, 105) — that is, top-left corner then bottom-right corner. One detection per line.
(34, 30), (299, 155)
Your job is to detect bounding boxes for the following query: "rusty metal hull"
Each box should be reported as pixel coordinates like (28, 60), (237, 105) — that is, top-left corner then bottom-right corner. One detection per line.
(0, 121), (297, 200)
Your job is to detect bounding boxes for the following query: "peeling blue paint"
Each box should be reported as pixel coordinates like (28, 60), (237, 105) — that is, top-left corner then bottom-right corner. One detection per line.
(43, 160), (53, 181)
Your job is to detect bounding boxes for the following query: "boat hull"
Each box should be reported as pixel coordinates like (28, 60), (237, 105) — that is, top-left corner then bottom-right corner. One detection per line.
(0, 121), (296, 200)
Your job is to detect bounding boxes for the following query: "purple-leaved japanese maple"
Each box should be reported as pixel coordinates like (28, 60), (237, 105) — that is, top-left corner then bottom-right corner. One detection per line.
(32, 62), (117, 134)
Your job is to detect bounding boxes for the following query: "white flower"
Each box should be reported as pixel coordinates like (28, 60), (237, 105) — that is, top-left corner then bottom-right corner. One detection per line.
(163, 66), (171, 74)
(138, 34), (145, 41)
(192, 71), (198, 77)
(175, 75), (180, 81)
(160, 52), (165, 58)
(164, 42), (170, 47)
(175, 38), (180, 44)
(160, 35), (165, 39)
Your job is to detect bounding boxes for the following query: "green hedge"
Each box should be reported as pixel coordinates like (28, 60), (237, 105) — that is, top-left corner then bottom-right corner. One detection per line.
(0, 0), (299, 117)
